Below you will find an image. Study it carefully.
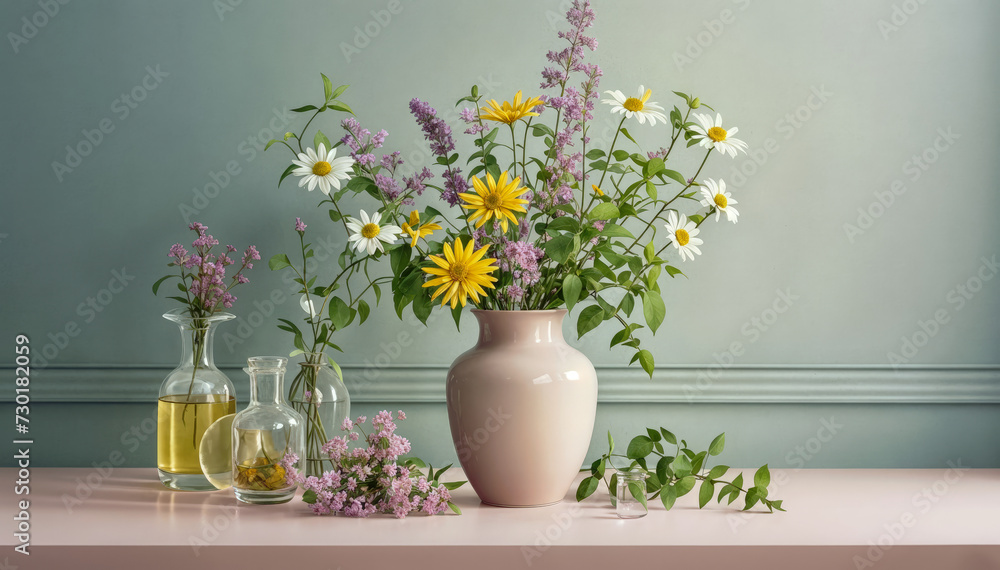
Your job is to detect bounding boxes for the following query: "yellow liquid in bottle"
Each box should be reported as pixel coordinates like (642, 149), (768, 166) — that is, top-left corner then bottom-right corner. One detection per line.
(157, 394), (236, 474)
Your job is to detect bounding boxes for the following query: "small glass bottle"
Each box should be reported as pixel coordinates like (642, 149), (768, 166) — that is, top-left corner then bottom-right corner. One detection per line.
(616, 470), (649, 519)
(232, 357), (304, 504)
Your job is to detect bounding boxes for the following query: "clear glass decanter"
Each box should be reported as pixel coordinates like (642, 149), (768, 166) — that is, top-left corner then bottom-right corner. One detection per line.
(231, 356), (304, 504)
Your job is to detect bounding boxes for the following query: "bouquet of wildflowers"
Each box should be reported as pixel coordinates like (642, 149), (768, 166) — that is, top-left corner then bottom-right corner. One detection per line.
(264, 0), (750, 378)
(281, 410), (464, 518)
(153, 222), (259, 387)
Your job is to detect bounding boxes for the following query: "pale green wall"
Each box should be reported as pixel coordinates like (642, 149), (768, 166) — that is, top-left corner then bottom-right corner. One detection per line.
(1, 0), (999, 468)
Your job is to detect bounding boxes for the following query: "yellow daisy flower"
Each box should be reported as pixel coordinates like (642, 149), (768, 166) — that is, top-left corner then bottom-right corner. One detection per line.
(459, 171), (529, 232)
(401, 210), (442, 247)
(422, 238), (499, 309)
(480, 90), (544, 125)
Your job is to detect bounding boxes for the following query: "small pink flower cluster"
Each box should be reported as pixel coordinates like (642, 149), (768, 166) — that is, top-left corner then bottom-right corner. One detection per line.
(165, 222), (258, 311)
(283, 410), (459, 518)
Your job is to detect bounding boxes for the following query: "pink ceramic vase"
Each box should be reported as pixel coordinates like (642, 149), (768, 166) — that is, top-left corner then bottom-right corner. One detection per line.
(446, 309), (598, 507)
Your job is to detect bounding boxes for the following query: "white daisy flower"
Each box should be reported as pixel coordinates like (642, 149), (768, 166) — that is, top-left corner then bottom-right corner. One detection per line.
(699, 178), (739, 223)
(602, 85), (668, 126)
(345, 210), (401, 256)
(664, 210), (703, 262)
(291, 143), (354, 195)
(689, 113), (748, 158)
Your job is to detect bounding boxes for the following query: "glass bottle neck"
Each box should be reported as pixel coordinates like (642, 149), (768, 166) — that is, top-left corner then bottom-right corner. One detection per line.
(177, 322), (218, 370)
(249, 369), (284, 405)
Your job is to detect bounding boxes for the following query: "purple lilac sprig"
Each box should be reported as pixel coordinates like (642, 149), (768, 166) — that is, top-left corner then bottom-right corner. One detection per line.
(283, 410), (465, 518)
(339, 118), (412, 204)
(158, 222), (259, 315)
(408, 98), (468, 206)
(536, 1), (600, 210)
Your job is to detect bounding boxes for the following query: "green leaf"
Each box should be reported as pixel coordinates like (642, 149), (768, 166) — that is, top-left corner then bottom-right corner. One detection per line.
(329, 296), (352, 330)
(314, 129), (331, 151)
(585, 148), (606, 160)
(672, 454), (693, 477)
(327, 100), (354, 114)
(620, 127), (638, 146)
(641, 290), (666, 334)
(754, 465), (771, 489)
(644, 157), (665, 178)
(645, 181), (658, 201)
(326, 355), (344, 383)
(544, 235), (575, 264)
(302, 489), (318, 504)
(278, 164), (297, 187)
(637, 349), (654, 378)
(290, 105), (318, 113)
(628, 481), (648, 511)
(389, 245), (410, 276)
(709, 433), (726, 456)
(547, 216), (580, 233)
(663, 169), (687, 186)
(665, 265), (684, 278)
(576, 476), (600, 501)
(321, 73), (333, 101)
(643, 241), (656, 264)
(330, 84), (349, 100)
(660, 428), (677, 445)
(448, 501), (462, 515)
(661, 484), (678, 510)
(600, 223), (634, 239)
(674, 475), (696, 496)
(328, 209), (342, 222)
(626, 435), (654, 459)
(151, 275), (174, 295)
(590, 457), (606, 479)
(609, 472), (618, 507)
(709, 465), (730, 479)
(698, 479), (715, 508)
(588, 202), (621, 221)
(562, 274), (582, 312)
(656, 455), (672, 483)
(357, 299), (370, 325)
(608, 431), (615, 453)
(645, 427), (662, 443)
(576, 305), (604, 338)
(268, 254), (292, 271)
(744, 487), (761, 511)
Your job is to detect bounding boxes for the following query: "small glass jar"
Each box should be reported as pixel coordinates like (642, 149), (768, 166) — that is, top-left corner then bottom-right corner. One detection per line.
(616, 470), (649, 519)
(231, 357), (304, 504)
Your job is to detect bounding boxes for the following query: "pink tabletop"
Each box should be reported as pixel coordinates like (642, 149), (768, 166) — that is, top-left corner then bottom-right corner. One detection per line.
(3, 467), (999, 569)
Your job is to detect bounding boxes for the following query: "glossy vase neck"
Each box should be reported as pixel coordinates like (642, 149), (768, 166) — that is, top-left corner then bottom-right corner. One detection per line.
(472, 309), (567, 346)
(247, 357), (287, 406)
(163, 310), (234, 370)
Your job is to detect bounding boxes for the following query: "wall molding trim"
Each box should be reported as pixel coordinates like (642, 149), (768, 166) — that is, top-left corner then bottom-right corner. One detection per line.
(5, 364), (1000, 404)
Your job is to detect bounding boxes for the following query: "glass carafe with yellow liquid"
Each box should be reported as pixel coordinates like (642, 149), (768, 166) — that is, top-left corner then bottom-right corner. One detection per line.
(157, 309), (236, 490)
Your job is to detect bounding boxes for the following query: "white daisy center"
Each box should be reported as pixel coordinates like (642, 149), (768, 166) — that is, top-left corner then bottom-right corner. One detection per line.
(483, 192), (503, 210)
(449, 261), (469, 281)
(623, 97), (645, 112)
(707, 127), (727, 142)
(312, 161), (332, 176)
(361, 223), (380, 239)
(714, 194), (728, 209)
(675, 228), (690, 246)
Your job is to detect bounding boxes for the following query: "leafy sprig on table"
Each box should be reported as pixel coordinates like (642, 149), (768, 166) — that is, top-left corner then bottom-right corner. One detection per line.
(576, 428), (785, 513)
